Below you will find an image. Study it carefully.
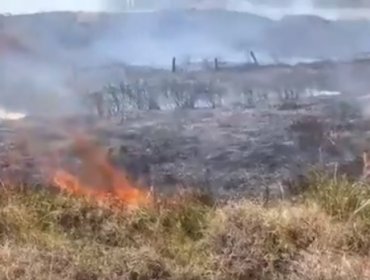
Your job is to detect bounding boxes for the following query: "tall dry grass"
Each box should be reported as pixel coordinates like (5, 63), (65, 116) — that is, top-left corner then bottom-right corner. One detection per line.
(1, 176), (370, 279)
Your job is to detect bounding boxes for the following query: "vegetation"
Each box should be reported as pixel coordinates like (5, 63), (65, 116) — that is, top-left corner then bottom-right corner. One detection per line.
(1, 175), (370, 279)
(86, 76), (227, 119)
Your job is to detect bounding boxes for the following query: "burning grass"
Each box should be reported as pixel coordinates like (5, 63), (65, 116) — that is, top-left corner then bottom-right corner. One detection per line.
(1, 176), (370, 279)
(51, 136), (151, 208)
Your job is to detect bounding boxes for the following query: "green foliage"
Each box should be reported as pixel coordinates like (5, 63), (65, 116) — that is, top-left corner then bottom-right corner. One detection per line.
(305, 172), (370, 221)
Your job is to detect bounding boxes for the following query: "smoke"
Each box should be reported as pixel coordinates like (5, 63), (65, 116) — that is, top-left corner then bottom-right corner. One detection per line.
(0, 0), (369, 117)
(0, 56), (83, 116)
(226, 0), (370, 20)
(101, 0), (370, 20)
(91, 27), (244, 67)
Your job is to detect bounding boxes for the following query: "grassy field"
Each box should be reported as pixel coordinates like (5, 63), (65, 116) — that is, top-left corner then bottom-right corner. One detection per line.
(1, 174), (370, 279)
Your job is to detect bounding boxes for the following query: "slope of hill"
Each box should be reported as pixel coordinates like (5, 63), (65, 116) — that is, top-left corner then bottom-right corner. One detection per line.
(0, 10), (369, 115)
(0, 10), (369, 66)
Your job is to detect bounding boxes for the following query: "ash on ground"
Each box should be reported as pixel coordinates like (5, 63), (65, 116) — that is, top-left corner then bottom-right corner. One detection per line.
(0, 92), (367, 201)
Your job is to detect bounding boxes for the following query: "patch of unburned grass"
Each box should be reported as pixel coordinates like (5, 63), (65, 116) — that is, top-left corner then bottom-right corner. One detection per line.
(305, 172), (370, 221)
(1, 178), (370, 279)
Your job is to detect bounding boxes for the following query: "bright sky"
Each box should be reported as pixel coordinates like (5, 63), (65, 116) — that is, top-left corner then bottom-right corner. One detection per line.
(0, 0), (104, 14)
(0, 0), (369, 20)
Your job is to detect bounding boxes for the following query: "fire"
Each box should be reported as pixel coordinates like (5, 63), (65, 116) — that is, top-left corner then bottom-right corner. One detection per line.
(52, 136), (151, 207)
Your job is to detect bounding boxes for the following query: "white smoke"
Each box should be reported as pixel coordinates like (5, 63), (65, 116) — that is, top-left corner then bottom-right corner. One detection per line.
(226, 0), (370, 20)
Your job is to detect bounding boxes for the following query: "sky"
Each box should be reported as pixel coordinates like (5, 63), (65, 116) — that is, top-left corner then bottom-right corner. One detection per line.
(0, 0), (370, 20)
(0, 0), (103, 14)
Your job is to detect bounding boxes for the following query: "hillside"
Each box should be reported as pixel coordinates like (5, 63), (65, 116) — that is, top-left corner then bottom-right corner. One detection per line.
(0, 10), (369, 115)
(0, 10), (369, 66)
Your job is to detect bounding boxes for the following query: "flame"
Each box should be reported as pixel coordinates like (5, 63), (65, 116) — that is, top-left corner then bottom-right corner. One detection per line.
(52, 136), (150, 207)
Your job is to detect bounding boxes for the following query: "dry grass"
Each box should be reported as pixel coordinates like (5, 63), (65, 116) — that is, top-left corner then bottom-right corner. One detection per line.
(1, 177), (370, 279)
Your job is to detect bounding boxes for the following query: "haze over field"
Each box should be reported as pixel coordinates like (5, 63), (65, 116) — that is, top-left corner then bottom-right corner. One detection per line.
(0, 0), (369, 115)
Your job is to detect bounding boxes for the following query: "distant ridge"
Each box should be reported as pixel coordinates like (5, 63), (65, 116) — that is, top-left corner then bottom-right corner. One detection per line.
(0, 10), (369, 65)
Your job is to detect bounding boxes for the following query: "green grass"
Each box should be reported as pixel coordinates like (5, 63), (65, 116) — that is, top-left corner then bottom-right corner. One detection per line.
(1, 177), (370, 279)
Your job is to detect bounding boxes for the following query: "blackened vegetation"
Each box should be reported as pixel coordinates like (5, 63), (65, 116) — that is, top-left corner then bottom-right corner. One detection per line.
(277, 89), (302, 110)
(77, 67), (370, 200)
(87, 77), (227, 119)
(289, 116), (326, 151)
(88, 80), (160, 119)
(86, 75), (318, 121)
(287, 99), (370, 182)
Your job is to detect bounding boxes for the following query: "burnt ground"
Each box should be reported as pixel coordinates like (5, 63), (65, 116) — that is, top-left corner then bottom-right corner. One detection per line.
(1, 12), (370, 202)
(0, 93), (368, 200)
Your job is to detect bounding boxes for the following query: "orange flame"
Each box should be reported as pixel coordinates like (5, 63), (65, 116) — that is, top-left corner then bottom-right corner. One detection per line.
(52, 136), (150, 207)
